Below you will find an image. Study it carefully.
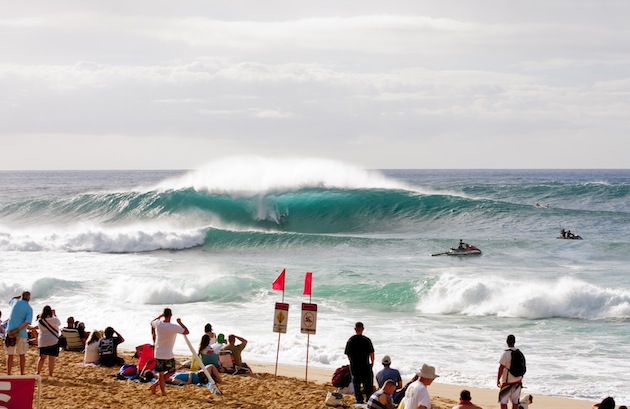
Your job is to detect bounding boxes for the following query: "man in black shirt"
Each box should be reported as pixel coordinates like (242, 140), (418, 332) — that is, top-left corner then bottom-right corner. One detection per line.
(344, 322), (375, 404)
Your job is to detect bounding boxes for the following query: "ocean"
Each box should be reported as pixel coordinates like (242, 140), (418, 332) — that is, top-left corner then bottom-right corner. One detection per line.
(1, 158), (629, 403)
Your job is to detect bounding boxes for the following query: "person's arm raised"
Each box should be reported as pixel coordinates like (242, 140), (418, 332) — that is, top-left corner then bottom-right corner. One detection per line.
(177, 318), (190, 335)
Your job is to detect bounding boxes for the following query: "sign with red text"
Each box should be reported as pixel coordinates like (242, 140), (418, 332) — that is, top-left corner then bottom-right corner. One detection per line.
(300, 303), (317, 334)
(273, 302), (289, 334)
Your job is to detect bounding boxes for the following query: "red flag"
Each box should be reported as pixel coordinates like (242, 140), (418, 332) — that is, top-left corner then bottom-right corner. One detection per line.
(272, 269), (285, 291)
(303, 272), (312, 295)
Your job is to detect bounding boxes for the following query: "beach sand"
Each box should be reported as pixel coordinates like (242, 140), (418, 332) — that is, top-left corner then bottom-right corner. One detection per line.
(2, 347), (596, 408)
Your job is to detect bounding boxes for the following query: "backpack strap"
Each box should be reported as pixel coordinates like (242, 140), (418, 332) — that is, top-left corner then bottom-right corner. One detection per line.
(39, 318), (61, 339)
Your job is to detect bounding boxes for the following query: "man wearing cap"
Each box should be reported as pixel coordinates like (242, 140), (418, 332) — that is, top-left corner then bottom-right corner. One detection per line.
(6, 291), (33, 375)
(344, 321), (375, 404)
(399, 363), (439, 409)
(376, 355), (403, 389)
(367, 379), (397, 409)
(210, 333), (226, 354)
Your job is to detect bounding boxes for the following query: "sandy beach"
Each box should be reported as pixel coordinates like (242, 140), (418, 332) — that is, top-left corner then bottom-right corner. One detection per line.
(1, 346), (598, 409)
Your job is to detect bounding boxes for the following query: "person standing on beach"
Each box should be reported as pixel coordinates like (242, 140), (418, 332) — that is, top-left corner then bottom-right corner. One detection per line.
(497, 334), (524, 409)
(6, 291), (33, 375)
(399, 363), (439, 409)
(149, 308), (189, 396)
(344, 321), (375, 404)
(36, 305), (61, 376)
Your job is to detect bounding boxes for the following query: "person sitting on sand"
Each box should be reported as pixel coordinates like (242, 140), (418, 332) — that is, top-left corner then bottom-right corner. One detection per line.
(98, 326), (125, 367)
(198, 323), (217, 355)
(65, 316), (86, 340)
(593, 396), (615, 409)
(452, 390), (483, 409)
(221, 334), (252, 373)
(83, 330), (103, 364)
(376, 355), (403, 389)
(210, 333), (227, 354)
(393, 374), (418, 405)
(204, 323), (217, 345)
(399, 364), (439, 409)
(165, 364), (222, 385)
(367, 379), (397, 409)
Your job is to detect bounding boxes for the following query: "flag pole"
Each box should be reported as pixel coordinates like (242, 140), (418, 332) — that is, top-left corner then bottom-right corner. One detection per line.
(304, 273), (313, 383)
(274, 286), (283, 377)
(272, 269), (286, 377)
(305, 283), (312, 383)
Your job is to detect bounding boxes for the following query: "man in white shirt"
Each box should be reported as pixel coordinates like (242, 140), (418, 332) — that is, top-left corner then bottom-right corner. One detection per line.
(497, 334), (524, 409)
(400, 363), (439, 409)
(149, 308), (189, 396)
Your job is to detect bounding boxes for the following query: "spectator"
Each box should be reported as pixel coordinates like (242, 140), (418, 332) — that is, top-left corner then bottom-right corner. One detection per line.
(453, 390), (483, 409)
(98, 327), (125, 367)
(376, 355), (403, 389)
(344, 322), (375, 404)
(149, 308), (189, 396)
(6, 291), (33, 375)
(221, 334), (253, 373)
(36, 306), (61, 376)
(84, 330), (103, 364)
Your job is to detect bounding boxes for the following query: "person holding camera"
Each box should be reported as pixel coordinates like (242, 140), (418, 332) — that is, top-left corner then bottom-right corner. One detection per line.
(37, 305), (61, 376)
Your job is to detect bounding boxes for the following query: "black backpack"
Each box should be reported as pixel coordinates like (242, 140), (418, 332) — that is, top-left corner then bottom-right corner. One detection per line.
(508, 348), (526, 377)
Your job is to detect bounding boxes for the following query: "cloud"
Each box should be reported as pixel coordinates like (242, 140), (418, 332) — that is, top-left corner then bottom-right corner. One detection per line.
(1, 2), (630, 168)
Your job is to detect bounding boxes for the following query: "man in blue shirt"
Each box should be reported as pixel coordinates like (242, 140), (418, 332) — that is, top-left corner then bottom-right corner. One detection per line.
(376, 355), (403, 390)
(6, 291), (33, 375)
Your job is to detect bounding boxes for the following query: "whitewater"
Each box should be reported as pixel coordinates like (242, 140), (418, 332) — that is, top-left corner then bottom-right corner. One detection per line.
(1, 158), (629, 403)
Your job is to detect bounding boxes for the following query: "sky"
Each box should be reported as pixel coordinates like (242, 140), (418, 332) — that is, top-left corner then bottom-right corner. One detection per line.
(1, 1), (629, 170)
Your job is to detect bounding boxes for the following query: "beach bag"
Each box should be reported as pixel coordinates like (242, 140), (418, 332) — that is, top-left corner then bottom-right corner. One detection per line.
(57, 335), (67, 349)
(5, 328), (19, 347)
(331, 365), (351, 388)
(116, 363), (138, 380)
(324, 391), (343, 407)
(508, 349), (526, 377)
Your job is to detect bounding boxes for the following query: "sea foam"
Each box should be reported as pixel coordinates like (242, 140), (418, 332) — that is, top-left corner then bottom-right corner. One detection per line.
(419, 273), (630, 320)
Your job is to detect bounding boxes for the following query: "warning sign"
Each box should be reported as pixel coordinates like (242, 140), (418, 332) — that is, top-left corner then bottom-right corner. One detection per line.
(273, 302), (289, 333)
(300, 303), (317, 335)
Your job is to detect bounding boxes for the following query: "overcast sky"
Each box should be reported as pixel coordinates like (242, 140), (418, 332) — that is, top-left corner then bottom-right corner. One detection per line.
(1, 1), (629, 170)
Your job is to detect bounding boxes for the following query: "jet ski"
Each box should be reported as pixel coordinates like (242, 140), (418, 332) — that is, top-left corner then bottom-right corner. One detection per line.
(445, 246), (482, 255)
(432, 242), (482, 256)
(558, 229), (582, 240)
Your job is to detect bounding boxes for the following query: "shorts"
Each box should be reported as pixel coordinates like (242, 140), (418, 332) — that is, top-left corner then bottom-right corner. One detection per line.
(155, 358), (176, 372)
(499, 382), (522, 404)
(40, 344), (60, 357)
(5, 337), (29, 356)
